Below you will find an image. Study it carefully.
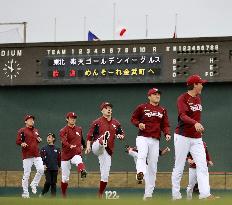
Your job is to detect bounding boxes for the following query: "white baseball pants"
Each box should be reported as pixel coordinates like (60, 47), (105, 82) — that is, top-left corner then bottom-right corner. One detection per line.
(22, 157), (44, 194)
(92, 139), (111, 182)
(61, 155), (83, 183)
(136, 136), (159, 198)
(172, 133), (210, 199)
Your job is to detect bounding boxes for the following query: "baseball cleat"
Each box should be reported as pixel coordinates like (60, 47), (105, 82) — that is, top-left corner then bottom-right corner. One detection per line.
(136, 172), (144, 184)
(22, 193), (30, 198)
(172, 195), (182, 200)
(143, 196), (152, 201)
(81, 169), (87, 178)
(186, 189), (193, 200)
(203, 195), (220, 200)
(30, 184), (37, 194)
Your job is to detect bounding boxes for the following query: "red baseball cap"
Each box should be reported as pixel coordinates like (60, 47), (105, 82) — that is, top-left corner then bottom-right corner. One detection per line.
(100, 102), (113, 110)
(24, 115), (35, 121)
(147, 88), (161, 96)
(186, 74), (207, 85)
(66, 112), (77, 118)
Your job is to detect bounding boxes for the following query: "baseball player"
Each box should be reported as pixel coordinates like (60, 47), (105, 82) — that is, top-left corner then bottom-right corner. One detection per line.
(131, 88), (171, 200)
(40, 133), (61, 197)
(171, 74), (216, 200)
(85, 102), (125, 198)
(186, 142), (213, 200)
(16, 115), (44, 198)
(60, 112), (87, 197)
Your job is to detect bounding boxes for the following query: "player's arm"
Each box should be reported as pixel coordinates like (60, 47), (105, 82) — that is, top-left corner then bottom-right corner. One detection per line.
(16, 129), (28, 148)
(60, 129), (71, 149)
(131, 105), (145, 130)
(85, 123), (99, 154)
(35, 129), (42, 143)
(57, 148), (61, 168)
(160, 109), (171, 141)
(178, 97), (204, 132)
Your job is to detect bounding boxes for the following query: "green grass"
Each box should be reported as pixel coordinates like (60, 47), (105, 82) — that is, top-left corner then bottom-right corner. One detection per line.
(0, 196), (231, 205)
(0, 188), (231, 205)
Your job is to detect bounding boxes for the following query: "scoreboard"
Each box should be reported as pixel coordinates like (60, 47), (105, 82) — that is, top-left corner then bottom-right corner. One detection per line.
(0, 36), (232, 86)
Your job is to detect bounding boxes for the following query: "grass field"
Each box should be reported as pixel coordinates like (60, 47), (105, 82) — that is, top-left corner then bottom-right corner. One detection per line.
(0, 188), (231, 205)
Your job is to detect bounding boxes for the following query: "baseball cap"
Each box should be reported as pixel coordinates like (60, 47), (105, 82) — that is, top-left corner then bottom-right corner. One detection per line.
(186, 74), (207, 85)
(147, 88), (161, 96)
(100, 102), (113, 110)
(24, 115), (35, 121)
(66, 112), (77, 118)
(47, 132), (55, 138)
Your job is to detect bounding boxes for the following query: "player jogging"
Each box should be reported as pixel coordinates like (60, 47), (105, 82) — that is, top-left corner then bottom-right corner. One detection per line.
(60, 112), (87, 197)
(171, 74), (217, 200)
(16, 115), (44, 198)
(85, 102), (125, 198)
(131, 88), (171, 200)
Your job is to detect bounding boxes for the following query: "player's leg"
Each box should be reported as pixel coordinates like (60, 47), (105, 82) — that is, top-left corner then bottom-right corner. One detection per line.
(92, 140), (104, 156)
(172, 134), (190, 200)
(50, 170), (58, 197)
(22, 158), (33, 198)
(144, 138), (159, 199)
(31, 157), (44, 194)
(71, 155), (87, 178)
(98, 150), (111, 198)
(190, 138), (210, 199)
(186, 168), (197, 200)
(136, 136), (149, 182)
(41, 170), (51, 196)
(61, 160), (71, 197)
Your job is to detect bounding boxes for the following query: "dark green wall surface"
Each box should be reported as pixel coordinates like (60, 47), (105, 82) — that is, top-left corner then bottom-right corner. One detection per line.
(0, 83), (231, 172)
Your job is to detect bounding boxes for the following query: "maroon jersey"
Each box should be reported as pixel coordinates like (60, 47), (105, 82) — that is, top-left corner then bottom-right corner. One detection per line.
(60, 125), (84, 161)
(131, 103), (170, 139)
(87, 116), (125, 156)
(16, 127), (41, 160)
(187, 142), (211, 169)
(175, 93), (202, 138)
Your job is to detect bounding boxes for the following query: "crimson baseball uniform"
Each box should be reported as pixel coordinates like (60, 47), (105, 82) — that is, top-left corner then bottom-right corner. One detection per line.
(16, 115), (44, 198)
(86, 102), (125, 198)
(175, 92), (202, 138)
(60, 125), (83, 160)
(60, 112), (86, 197)
(131, 103), (170, 139)
(171, 74), (211, 200)
(87, 116), (123, 156)
(131, 88), (170, 199)
(186, 142), (212, 199)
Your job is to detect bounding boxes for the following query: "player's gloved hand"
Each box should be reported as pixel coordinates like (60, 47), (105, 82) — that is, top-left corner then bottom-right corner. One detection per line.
(208, 161), (214, 166)
(161, 147), (170, 155)
(194, 123), (204, 133)
(85, 146), (91, 154)
(116, 134), (124, 140)
(138, 123), (145, 130)
(21, 142), (28, 148)
(37, 137), (42, 142)
(165, 134), (171, 141)
(44, 165), (47, 171)
(70, 145), (76, 149)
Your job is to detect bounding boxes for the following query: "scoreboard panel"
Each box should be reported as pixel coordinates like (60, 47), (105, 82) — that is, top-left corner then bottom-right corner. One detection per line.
(0, 36), (232, 86)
